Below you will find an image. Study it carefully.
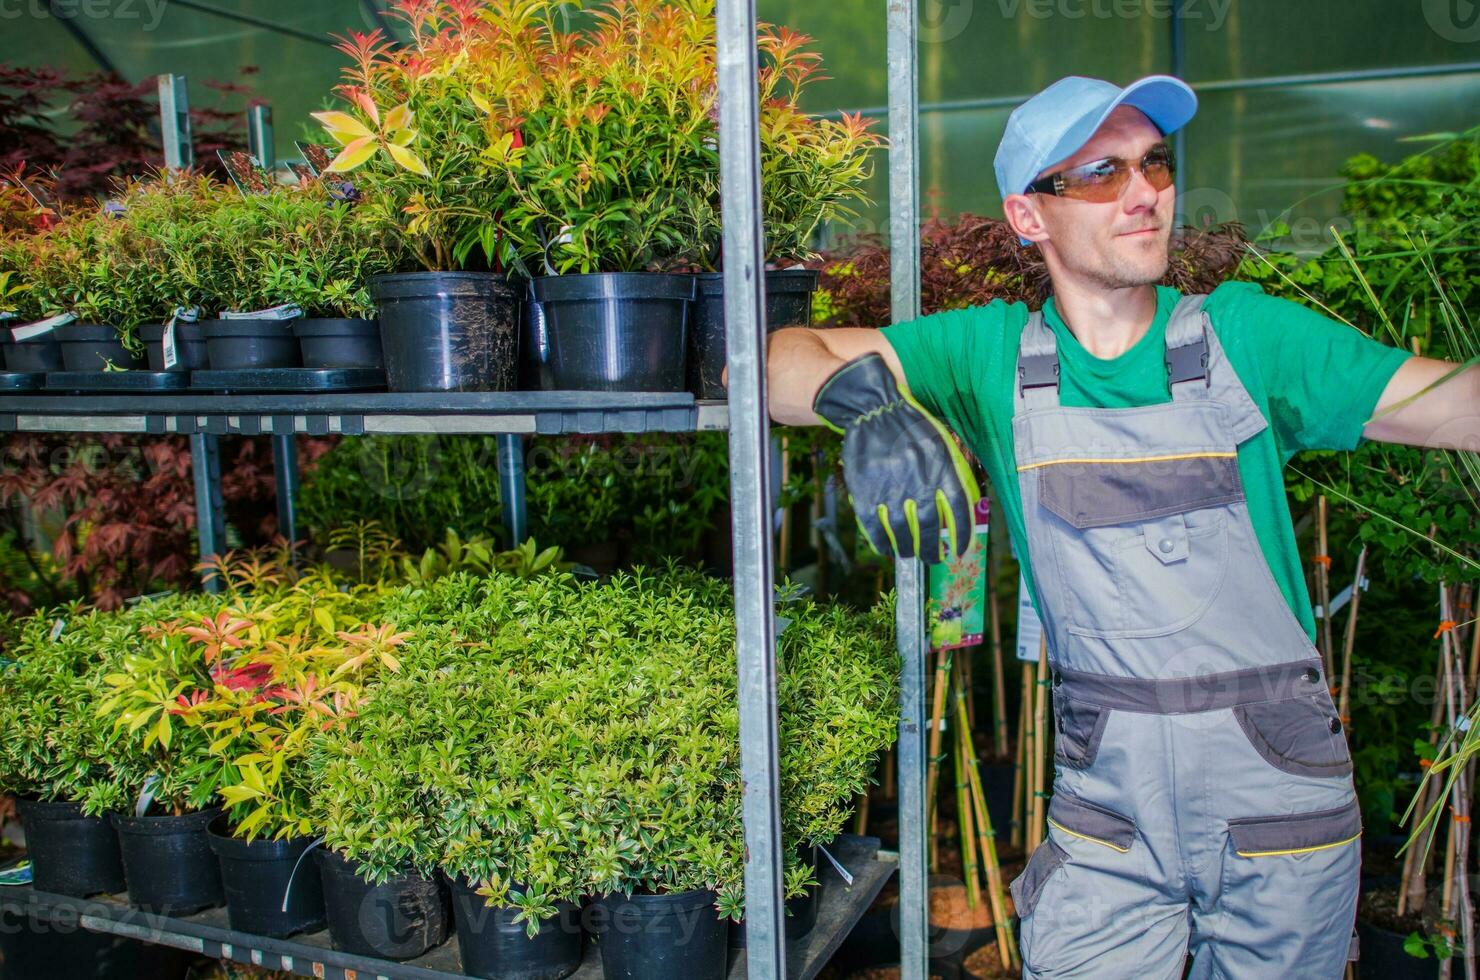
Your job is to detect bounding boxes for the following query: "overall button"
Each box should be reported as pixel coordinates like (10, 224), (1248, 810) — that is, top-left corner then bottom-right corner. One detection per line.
(1329, 717), (1343, 734)
(1303, 667), (1321, 684)
(1157, 537), (1174, 554)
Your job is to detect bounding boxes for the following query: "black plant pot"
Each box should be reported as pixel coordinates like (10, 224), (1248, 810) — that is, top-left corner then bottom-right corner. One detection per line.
(140, 321), (210, 372)
(316, 849), (448, 960)
(1357, 918), (1439, 979)
(56, 322), (147, 372)
(372, 272), (519, 392)
(688, 268), (818, 400)
(111, 808), (225, 915)
(446, 873), (583, 980)
(207, 818), (326, 939)
(591, 887), (728, 980)
(2, 338), (62, 373)
(15, 799), (126, 898)
(530, 272), (695, 392)
(295, 318), (384, 370)
(729, 844), (820, 948)
(201, 318), (301, 370)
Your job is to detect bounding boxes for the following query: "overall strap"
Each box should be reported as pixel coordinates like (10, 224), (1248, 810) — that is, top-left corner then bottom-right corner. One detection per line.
(1016, 310), (1060, 410)
(1165, 292), (1212, 401)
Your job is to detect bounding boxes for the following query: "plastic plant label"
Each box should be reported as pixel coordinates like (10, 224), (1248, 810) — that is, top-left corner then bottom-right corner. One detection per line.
(281, 836), (325, 912)
(135, 772), (162, 818)
(1015, 570), (1044, 662)
(10, 311), (76, 343)
(0, 861), (32, 887)
(49, 618), (64, 641)
(220, 304), (302, 321)
(819, 845), (853, 886)
(928, 497), (990, 652)
(161, 306), (199, 371)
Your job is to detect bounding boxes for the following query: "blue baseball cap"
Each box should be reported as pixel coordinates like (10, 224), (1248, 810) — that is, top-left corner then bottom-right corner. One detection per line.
(994, 74), (1198, 244)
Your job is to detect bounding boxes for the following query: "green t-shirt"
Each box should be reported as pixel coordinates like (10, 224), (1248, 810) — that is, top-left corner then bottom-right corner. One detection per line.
(879, 281), (1413, 645)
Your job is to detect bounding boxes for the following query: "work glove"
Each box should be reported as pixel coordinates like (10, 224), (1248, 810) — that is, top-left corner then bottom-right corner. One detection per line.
(812, 352), (980, 563)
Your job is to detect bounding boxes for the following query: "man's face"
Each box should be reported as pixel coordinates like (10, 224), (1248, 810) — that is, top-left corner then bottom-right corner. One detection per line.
(1020, 105), (1173, 289)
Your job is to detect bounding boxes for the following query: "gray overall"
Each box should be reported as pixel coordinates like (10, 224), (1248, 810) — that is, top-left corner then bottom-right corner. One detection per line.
(1007, 294), (1361, 978)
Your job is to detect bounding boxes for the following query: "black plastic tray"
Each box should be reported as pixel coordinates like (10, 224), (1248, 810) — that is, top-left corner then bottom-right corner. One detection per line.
(0, 372), (44, 392)
(191, 368), (386, 393)
(45, 371), (191, 393)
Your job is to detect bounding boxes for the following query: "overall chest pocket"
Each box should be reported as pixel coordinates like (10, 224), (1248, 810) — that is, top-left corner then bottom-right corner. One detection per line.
(1038, 452), (1241, 638)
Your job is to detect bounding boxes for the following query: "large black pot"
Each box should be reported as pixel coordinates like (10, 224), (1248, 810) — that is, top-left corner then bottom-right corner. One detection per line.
(295, 318), (384, 370)
(140, 321), (209, 372)
(1, 336), (64, 373)
(316, 849), (449, 960)
(687, 269), (818, 399)
(15, 799), (126, 898)
(447, 873), (583, 980)
(530, 272), (694, 392)
(111, 808), (225, 915)
(56, 322), (147, 372)
(591, 887), (728, 980)
(729, 844), (820, 948)
(207, 818), (326, 938)
(1357, 918), (1439, 979)
(372, 272), (519, 392)
(201, 318), (301, 370)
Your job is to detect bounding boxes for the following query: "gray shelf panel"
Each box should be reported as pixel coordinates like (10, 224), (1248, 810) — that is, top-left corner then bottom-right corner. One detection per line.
(0, 835), (890, 980)
(0, 394), (731, 436)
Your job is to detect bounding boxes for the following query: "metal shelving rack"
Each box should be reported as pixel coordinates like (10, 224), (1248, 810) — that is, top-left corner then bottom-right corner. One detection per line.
(1, 2), (932, 975)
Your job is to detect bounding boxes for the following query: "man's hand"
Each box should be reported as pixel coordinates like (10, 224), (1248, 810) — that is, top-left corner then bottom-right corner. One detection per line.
(813, 352), (981, 563)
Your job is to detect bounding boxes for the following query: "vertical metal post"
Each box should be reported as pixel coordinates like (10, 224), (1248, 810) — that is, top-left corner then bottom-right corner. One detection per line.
(717, 0), (786, 972)
(497, 434), (528, 546)
(190, 433), (225, 593)
(1169, 0), (1187, 224)
(888, 0), (929, 977)
(272, 435), (298, 549)
(247, 103), (275, 172)
(158, 74), (194, 170)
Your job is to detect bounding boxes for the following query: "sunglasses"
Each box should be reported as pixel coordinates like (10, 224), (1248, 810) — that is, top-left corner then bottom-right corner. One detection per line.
(1025, 142), (1176, 203)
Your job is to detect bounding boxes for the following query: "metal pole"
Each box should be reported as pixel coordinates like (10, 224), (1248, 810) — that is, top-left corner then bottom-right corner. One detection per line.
(1169, 0), (1186, 225)
(247, 103), (275, 172)
(497, 434), (528, 546)
(190, 433), (225, 593)
(158, 75), (194, 170)
(271, 434), (298, 550)
(716, 0), (786, 972)
(887, 0), (929, 976)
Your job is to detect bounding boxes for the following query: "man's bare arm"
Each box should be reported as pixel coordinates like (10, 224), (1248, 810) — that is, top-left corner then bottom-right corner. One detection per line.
(720, 327), (911, 425)
(1363, 356), (1480, 451)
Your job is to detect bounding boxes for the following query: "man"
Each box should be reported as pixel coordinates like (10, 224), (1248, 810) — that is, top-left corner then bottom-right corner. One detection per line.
(758, 75), (1479, 977)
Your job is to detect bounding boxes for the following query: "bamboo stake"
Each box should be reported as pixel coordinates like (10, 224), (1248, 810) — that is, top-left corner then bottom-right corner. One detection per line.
(1028, 643), (1049, 853)
(1337, 545), (1368, 729)
(987, 555), (1010, 758)
(956, 661), (1020, 970)
(1437, 583), (1475, 980)
(955, 709), (983, 911)
(926, 647), (952, 871)
(1010, 661), (1030, 850)
(882, 747), (895, 801)
(963, 642), (977, 732)
(1314, 496), (1336, 680)
(778, 436), (792, 573)
(1400, 653), (1449, 916)
(853, 790), (870, 837)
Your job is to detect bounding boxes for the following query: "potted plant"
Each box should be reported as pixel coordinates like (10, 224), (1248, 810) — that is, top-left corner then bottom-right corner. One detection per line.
(192, 190), (304, 370)
(0, 606), (139, 898)
(684, 25), (883, 399)
(477, 0), (715, 392)
(0, 173), (66, 372)
(314, 11), (522, 392)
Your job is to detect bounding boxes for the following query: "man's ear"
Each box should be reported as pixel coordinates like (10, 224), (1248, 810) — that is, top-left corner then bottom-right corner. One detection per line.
(1003, 192), (1049, 245)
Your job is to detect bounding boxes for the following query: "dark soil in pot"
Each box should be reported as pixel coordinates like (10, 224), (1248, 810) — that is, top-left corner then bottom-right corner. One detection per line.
(447, 873), (583, 980)
(687, 268), (818, 399)
(1358, 881), (1447, 979)
(56, 322), (147, 372)
(207, 817), (326, 938)
(140, 321), (209, 372)
(295, 318), (384, 370)
(590, 886), (728, 980)
(15, 798), (126, 898)
(373, 272), (519, 392)
(1, 336), (64, 373)
(531, 272), (695, 392)
(111, 808), (225, 915)
(315, 848), (448, 960)
(201, 319), (301, 370)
